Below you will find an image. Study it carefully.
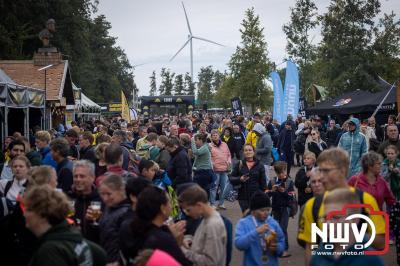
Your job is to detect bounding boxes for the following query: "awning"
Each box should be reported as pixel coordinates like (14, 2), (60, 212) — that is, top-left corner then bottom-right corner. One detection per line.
(306, 80), (396, 115)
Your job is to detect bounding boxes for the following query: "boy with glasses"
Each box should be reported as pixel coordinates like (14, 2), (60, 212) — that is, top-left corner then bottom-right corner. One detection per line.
(297, 148), (386, 266)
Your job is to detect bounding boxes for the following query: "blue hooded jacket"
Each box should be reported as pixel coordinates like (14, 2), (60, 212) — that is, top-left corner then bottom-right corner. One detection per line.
(235, 215), (285, 266)
(40, 146), (57, 168)
(338, 118), (368, 177)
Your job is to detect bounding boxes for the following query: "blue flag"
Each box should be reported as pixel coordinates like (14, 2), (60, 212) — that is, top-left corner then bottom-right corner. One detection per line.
(282, 60), (300, 118)
(271, 71), (284, 123)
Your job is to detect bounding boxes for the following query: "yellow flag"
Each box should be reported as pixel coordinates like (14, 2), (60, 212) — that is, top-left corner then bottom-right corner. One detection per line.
(121, 90), (131, 121)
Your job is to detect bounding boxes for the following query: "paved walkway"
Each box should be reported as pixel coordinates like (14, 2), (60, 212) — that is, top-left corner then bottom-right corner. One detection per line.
(219, 167), (397, 266)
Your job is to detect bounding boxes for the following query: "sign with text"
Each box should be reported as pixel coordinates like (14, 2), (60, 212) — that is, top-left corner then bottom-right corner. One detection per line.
(231, 97), (243, 116)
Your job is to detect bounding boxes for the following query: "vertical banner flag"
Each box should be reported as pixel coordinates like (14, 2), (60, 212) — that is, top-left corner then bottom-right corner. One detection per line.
(231, 97), (243, 116)
(121, 90), (131, 121)
(271, 71), (284, 123)
(282, 60), (300, 118)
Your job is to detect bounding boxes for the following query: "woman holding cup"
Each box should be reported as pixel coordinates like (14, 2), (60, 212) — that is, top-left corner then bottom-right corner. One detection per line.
(86, 174), (130, 264)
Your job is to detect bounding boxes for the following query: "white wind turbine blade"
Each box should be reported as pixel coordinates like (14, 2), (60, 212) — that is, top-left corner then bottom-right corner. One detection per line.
(169, 38), (191, 61)
(192, 36), (225, 46)
(182, 2), (192, 35)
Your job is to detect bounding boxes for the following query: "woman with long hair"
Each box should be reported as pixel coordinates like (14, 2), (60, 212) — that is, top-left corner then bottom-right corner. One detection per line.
(230, 144), (267, 213)
(130, 186), (191, 265)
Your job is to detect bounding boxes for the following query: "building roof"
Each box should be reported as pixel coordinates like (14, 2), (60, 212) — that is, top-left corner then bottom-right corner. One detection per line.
(0, 60), (68, 101)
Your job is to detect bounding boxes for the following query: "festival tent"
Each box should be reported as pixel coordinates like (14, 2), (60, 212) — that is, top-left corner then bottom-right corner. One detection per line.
(306, 80), (396, 116)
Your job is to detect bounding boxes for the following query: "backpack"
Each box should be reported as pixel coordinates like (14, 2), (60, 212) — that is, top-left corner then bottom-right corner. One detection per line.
(309, 189), (366, 245)
(0, 181), (14, 219)
(269, 177), (298, 217)
(293, 134), (306, 154)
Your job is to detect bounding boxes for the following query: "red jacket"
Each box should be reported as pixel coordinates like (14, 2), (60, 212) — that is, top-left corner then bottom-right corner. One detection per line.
(348, 173), (396, 210)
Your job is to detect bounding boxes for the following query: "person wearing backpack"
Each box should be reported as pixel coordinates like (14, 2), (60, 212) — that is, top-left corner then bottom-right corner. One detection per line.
(0, 155), (30, 204)
(310, 188), (385, 266)
(267, 161), (294, 258)
(297, 148), (387, 266)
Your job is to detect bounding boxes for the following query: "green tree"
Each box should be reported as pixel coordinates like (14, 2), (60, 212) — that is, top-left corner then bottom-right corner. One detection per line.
(149, 70), (157, 96)
(317, 0), (381, 96)
(174, 74), (184, 95)
(197, 66), (214, 105)
(228, 7), (273, 111)
(283, 0), (319, 95)
(212, 70), (225, 94)
(372, 11), (400, 83)
(214, 75), (235, 108)
(184, 72), (195, 95)
(159, 68), (174, 96)
(0, 0), (134, 102)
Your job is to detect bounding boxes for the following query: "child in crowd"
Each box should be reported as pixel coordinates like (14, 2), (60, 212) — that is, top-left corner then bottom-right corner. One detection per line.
(235, 191), (285, 266)
(267, 161), (294, 258)
(178, 185), (227, 266)
(295, 151), (316, 207)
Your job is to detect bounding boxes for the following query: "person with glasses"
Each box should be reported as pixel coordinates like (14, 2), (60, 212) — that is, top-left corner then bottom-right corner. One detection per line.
(310, 188), (385, 266)
(235, 191), (285, 266)
(307, 128), (327, 159)
(297, 148), (386, 266)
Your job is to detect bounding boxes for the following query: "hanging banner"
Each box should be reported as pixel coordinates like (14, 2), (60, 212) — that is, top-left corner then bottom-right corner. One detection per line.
(121, 91), (131, 121)
(271, 71), (284, 123)
(231, 97), (243, 116)
(282, 60), (300, 118)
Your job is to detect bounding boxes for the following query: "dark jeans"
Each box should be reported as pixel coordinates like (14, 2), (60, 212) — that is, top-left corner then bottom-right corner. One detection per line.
(238, 200), (250, 213)
(272, 207), (289, 251)
(282, 151), (294, 176)
(193, 169), (214, 199)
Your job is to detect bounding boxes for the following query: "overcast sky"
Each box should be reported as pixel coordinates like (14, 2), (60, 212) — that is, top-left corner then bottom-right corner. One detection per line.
(97, 0), (399, 96)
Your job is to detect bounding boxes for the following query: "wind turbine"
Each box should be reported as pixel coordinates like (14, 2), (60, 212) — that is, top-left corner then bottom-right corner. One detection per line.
(170, 1), (224, 82)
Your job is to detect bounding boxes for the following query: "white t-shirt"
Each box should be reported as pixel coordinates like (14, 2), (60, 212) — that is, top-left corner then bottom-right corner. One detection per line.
(0, 178), (26, 203)
(0, 162), (13, 181)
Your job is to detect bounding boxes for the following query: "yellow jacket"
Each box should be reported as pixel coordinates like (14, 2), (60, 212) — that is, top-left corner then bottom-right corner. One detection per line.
(246, 131), (258, 149)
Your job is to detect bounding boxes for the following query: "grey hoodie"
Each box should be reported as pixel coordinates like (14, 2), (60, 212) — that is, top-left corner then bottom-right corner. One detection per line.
(253, 123), (273, 165)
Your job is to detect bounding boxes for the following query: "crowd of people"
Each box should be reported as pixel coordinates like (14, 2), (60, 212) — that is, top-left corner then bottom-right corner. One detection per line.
(0, 111), (399, 266)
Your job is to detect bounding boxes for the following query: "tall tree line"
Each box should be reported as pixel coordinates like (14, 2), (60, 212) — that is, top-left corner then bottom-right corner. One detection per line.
(0, 0), (134, 102)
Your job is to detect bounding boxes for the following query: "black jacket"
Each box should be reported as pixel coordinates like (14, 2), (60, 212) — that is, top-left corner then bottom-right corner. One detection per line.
(56, 158), (73, 193)
(68, 188), (102, 243)
(267, 177), (295, 209)
(80, 145), (96, 163)
(26, 150), (42, 166)
(325, 128), (339, 147)
(99, 199), (130, 263)
(230, 159), (267, 201)
(131, 224), (192, 266)
(277, 128), (295, 153)
(232, 132), (245, 156)
(167, 146), (192, 188)
(308, 141), (328, 159)
(118, 209), (135, 264)
(294, 167), (314, 206)
(0, 201), (36, 266)
(221, 134), (235, 158)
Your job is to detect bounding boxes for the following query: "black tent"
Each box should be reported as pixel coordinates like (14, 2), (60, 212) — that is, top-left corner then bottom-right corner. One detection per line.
(306, 81), (396, 116)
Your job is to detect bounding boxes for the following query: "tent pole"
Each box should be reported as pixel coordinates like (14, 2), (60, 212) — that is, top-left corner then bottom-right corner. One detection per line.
(372, 80), (398, 117)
